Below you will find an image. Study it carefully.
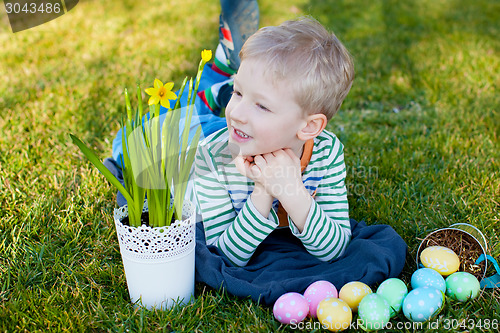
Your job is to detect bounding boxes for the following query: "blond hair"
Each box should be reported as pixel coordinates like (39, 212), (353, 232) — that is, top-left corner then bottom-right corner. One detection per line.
(240, 17), (354, 120)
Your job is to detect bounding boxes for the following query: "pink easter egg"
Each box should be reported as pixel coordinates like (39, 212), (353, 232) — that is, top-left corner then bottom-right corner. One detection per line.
(273, 292), (309, 324)
(303, 280), (338, 318)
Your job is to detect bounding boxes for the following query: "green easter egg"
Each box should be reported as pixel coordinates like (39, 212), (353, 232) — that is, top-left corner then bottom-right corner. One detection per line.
(445, 272), (480, 302)
(376, 278), (408, 318)
(358, 293), (391, 331)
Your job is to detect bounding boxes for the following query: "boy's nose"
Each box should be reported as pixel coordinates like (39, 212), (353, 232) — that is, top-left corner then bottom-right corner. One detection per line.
(228, 99), (248, 123)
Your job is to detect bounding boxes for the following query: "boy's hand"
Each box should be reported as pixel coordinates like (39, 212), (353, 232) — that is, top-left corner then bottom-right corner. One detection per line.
(235, 149), (312, 232)
(235, 149), (303, 201)
(233, 154), (256, 179)
(252, 149), (303, 200)
(234, 154), (274, 219)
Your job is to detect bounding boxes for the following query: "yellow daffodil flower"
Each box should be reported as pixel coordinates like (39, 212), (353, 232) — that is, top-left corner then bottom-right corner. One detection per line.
(145, 79), (177, 108)
(201, 49), (212, 63)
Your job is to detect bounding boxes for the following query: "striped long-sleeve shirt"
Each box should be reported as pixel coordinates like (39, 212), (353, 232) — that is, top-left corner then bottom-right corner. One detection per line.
(193, 128), (351, 267)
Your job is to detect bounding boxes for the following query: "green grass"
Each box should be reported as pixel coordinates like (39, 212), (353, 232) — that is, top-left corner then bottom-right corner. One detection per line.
(1, 0), (499, 331)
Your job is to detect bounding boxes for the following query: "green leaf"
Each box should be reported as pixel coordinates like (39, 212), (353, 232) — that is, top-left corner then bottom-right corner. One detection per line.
(120, 117), (144, 227)
(180, 126), (202, 184)
(173, 77), (188, 111)
(70, 134), (133, 204)
(137, 84), (144, 116)
(124, 88), (133, 121)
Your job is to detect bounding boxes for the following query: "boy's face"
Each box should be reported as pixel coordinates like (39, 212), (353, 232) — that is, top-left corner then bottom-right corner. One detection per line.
(226, 59), (308, 157)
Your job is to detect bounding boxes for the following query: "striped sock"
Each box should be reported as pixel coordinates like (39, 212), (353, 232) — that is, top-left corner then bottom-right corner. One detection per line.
(211, 44), (237, 77)
(198, 78), (233, 115)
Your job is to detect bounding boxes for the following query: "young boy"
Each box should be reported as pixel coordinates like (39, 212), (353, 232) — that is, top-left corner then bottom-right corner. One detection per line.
(108, 1), (406, 305)
(194, 18), (354, 267)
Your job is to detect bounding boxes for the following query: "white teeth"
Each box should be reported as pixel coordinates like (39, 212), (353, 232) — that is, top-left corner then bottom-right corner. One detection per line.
(236, 130), (249, 138)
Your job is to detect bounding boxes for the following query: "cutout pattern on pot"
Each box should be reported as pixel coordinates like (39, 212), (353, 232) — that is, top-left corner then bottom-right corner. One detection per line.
(114, 200), (196, 261)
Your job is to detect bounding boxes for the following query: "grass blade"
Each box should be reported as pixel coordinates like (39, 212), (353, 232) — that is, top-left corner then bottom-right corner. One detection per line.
(70, 134), (133, 204)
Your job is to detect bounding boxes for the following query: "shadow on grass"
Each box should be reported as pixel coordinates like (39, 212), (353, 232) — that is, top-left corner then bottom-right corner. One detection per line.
(302, 0), (499, 109)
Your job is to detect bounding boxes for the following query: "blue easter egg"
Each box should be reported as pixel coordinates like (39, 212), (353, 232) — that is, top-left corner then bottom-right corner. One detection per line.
(411, 268), (446, 292)
(403, 286), (444, 322)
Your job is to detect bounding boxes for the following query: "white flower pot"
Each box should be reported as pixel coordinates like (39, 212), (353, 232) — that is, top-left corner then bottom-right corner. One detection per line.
(113, 200), (196, 310)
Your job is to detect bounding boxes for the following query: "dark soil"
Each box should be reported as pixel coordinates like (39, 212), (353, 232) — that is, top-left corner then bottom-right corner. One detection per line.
(120, 211), (176, 227)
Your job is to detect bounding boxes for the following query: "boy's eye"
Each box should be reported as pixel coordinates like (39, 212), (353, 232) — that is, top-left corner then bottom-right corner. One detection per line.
(231, 90), (242, 97)
(257, 103), (270, 112)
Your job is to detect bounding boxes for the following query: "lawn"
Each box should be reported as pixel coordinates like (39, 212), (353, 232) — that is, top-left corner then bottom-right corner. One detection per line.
(0, 0), (498, 332)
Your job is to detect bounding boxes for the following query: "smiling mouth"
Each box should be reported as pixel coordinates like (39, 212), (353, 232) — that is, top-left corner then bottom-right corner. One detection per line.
(235, 129), (250, 138)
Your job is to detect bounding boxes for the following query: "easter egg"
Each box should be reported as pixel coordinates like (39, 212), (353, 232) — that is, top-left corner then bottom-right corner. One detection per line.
(403, 286), (444, 322)
(317, 298), (352, 332)
(420, 246), (460, 276)
(376, 278), (408, 317)
(273, 292), (309, 324)
(358, 293), (391, 331)
(411, 268), (446, 292)
(339, 281), (372, 312)
(303, 280), (338, 318)
(445, 272), (481, 302)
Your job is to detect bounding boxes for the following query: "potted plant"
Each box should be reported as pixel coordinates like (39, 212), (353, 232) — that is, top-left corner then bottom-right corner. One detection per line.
(70, 50), (212, 310)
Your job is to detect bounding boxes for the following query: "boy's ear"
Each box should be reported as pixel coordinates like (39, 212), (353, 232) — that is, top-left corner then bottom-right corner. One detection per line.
(297, 113), (327, 141)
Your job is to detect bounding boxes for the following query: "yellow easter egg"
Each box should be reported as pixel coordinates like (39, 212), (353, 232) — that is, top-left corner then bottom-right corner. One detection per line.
(338, 281), (372, 312)
(420, 246), (460, 276)
(317, 298), (352, 332)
